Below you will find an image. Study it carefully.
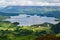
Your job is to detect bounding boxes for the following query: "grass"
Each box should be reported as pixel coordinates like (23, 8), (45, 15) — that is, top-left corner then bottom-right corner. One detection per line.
(0, 26), (51, 32)
(21, 26), (51, 32)
(14, 35), (37, 40)
(0, 21), (52, 40)
(0, 15), (9, 21)
(56, 33), (60, 37)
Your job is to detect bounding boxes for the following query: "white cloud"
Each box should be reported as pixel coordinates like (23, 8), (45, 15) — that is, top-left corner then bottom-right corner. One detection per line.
(31, 0), (60, 3)
(0, 0), (60, 6)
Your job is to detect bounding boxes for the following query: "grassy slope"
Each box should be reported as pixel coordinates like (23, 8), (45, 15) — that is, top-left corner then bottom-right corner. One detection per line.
(0, 21), (51, 40)
(0, 15), (9, 21)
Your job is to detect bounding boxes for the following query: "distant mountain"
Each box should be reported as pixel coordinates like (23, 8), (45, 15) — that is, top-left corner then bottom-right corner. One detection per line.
(0, 6), (60, 13)
(0, 6), (60, 18)
(0, 6), (21, 13)
(44, 11), (60, 18)
(0, 12), (19, 16)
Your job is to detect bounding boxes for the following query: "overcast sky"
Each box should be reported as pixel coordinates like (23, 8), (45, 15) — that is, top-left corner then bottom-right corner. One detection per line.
(0, 0), (60, 6)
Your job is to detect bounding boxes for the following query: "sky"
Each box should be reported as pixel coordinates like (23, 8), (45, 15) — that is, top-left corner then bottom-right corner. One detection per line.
(0, 0), (60, 6)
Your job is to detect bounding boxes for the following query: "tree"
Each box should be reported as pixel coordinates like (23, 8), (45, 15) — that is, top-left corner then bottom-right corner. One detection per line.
(12, 22), (19, 25)
(35, 31), (47, 36)
(51, 22), (60, 34)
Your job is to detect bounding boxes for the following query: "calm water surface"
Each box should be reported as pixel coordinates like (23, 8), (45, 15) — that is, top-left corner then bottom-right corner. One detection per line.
(4, 14), (59, 26)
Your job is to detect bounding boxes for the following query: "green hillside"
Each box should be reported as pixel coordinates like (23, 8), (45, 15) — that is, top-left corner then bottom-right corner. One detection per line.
(0, 21), (60, 40)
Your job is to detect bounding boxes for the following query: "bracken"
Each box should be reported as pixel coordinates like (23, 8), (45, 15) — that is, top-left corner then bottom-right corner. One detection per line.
(35, 34), (60, 40)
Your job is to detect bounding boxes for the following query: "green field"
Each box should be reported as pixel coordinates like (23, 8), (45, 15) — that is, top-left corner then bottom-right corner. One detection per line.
(0, 16), (60, 40)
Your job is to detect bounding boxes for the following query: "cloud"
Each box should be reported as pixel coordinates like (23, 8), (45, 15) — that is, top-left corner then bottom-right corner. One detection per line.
(45, 0), (60, 3)
(0, 0), (60, 6)
(30, 0), (60, 3)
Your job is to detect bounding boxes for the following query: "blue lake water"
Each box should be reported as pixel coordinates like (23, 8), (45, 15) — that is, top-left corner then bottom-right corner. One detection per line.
(4, 14), (59, 26)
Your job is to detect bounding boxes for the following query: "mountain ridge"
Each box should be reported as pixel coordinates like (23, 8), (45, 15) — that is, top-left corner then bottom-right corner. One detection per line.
(0, 6), (60, 18)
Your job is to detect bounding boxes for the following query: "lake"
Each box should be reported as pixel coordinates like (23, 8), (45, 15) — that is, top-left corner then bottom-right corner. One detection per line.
(4, 14), (59, 26)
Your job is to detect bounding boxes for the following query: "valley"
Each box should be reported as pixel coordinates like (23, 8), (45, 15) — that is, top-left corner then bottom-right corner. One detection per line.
(0, 6), (60, 40)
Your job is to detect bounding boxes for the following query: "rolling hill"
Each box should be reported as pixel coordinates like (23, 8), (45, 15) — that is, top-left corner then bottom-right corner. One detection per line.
(0, 6), (60, 18)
